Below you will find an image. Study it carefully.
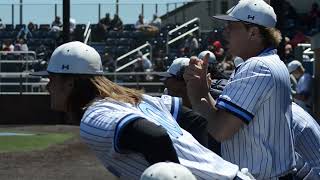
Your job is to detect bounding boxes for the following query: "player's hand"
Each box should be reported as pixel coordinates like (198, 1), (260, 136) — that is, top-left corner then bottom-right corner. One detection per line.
(183, 53), (210, 98)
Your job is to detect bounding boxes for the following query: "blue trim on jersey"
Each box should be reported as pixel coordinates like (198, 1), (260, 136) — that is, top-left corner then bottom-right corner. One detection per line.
(170, 97), (175, 116)
(216, 98), (254, 124)
(258, 47), (275, 56)
(114, 114), (141, 153)
(172, 97), (180, 120)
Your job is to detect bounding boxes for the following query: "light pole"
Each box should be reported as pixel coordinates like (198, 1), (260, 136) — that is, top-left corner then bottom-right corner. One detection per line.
(63, 0), (70, 43)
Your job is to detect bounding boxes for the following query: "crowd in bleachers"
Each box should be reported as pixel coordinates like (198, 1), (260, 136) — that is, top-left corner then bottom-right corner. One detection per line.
(0, 1), (318, 81)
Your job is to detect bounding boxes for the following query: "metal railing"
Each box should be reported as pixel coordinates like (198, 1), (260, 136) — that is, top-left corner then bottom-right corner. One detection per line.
(297, 43), (314, 55)
(115, 42), (152, 80)
(0, 72), (46, 94)
(84, 21), (91, 44)
(0, 71), (165, 96)
(166, 17), (200, 53)
(0, 51), (38, 72)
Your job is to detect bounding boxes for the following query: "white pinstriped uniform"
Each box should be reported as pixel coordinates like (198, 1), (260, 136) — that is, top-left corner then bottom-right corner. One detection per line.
(80, 95), (241, 180)
(292, 102), (320, 168)
(216, 49), (296, 179)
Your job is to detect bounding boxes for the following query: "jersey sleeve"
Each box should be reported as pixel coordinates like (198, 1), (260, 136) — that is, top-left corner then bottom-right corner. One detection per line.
(160, 95), (182, 120)
(215, 59), (274, 124)
(113, 112), (146, 153)
(296, 73), (313, 96)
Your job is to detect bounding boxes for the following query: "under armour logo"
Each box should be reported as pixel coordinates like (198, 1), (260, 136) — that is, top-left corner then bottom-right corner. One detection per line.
(247, 15), (255, 20)
(61, 64), (69, 70)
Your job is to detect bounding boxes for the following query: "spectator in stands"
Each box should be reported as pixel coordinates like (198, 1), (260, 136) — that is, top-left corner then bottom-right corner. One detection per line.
(99, 13), (111, 31)
(290, 30), (309, 47)
(135, 14), (159, 35)
(212, 40), (224, 61)
(14, 38), (28, 51)
(52, 16), (62, 28)
(70, 18), (76, 33)
(150, 14), (162, 29)
(2, 39), (14, 51)
(0, 18), (5, 30)
(51, 16), (62, 32)
(27, 22), (36, 32)
(102, 52), (116, 72)
(177, 47), (187, 58)
(17, 24), (33, 40)
(184, 33), (199, 56)
(220, 53), (235, 71)
(135, 51), (152, 72)
(135, 14), (146, 29)
(288, 60), (313, 113)
(308, 3), (320, 30)
(283, 43), (294, 64)
(110, 14), (123, 31)
(282, 1), (297, 31)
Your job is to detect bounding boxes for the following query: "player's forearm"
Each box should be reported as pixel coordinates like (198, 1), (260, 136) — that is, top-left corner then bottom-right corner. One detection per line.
(189, 92), (218, 123)
(189, 93), (236, 142)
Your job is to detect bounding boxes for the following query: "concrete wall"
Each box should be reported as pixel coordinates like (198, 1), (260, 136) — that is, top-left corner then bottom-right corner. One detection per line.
(161, 1), (215, 31)
(287, 0), (316, 14)
(0, 95), (65, 124)
(161, 0), (314, 31)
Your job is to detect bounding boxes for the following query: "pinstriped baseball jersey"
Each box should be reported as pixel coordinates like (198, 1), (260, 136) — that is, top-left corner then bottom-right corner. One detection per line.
(80, 94), (240, 180)
(159, 95), (181, 121)
(292, 102), (320, 168)
(216, 49), (296, 179)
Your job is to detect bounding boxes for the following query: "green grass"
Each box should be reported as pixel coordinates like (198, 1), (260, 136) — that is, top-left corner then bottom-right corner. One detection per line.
(0, 132), (74, 153)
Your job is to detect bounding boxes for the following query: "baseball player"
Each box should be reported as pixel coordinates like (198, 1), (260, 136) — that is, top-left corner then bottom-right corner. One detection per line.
(184, 0), (296, 179)
(287, 60), (313, 113)
(291, 102), (320, 179)
(33, 41), (254, 180)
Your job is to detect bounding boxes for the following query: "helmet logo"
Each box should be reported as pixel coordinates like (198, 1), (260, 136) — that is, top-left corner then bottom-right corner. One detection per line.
(247, 15), (255, 20)
(61, 64), (70, 70)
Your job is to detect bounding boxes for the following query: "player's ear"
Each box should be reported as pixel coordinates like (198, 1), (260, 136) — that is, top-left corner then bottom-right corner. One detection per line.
(248, 26), (259, 40)
(65, 77), (75, 89)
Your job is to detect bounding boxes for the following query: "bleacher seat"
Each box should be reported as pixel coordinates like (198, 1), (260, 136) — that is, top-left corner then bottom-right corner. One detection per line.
(4, 24), (14, 31)
(120, 31), (132, 38)
(106, 31), (120, 38)
(39, 24), (50, 31)
(117, 46), (130, 55)
(119, 38), (131, 46)
(123, 24), (135, 31)
(15, 24), (24, 31)
(106, 38), (117, 46)
(105, 46), (118, 55)
(76, 24), (86, 30)
(90, 42), (106, 54)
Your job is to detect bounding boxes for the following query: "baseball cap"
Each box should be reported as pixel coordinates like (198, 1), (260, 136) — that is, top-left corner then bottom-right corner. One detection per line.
(32, 41), (103, 76)
(287, 60), (302, 73)
(140, 162), (197, 180)
(212, 0), (277, 28)
(159, 57), (190, 79)
(198, 50), (216, 64)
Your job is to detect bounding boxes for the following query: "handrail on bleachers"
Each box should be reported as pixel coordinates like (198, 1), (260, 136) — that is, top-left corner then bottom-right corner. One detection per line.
(116, 52), (150, 72)
(84, 22), (91, 44)
(83, 21), (91, 39)
(168, 27), (199, 45)
(0, 51), (36, 56)
(168, 17), (199, 36)
(166, 17), (200, 53)
(116, 42), (152, 63)
(114, 42), (153, 81)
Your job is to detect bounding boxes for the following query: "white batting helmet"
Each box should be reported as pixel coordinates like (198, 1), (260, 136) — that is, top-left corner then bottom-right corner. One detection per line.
(32, 41), (103, 76)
